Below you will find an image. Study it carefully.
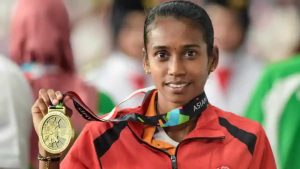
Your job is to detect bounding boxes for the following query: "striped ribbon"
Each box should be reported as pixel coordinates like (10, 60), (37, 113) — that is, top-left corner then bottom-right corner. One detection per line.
(63, 87), (208, 127)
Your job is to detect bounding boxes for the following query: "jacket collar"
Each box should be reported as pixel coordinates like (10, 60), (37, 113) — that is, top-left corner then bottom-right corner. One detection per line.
(121, 89), (225, 140)
(185, 105), (225, 140)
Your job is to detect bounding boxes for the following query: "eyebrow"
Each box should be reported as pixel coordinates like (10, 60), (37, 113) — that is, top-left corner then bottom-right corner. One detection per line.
(182, 44), (201, 48)
(152, 45), (168, 50)
(152, 44), (201, 50)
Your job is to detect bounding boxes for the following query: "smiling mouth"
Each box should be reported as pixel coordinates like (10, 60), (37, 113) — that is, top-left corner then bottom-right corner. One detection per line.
(165, 82), (191, 90)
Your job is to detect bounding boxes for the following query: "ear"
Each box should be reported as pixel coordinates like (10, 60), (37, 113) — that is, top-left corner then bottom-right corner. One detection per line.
(143, 48), (150, 74)
(209, 46), (219, 73)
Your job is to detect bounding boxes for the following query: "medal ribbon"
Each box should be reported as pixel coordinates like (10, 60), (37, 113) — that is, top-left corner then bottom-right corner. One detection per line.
(63, 87), (209, 127)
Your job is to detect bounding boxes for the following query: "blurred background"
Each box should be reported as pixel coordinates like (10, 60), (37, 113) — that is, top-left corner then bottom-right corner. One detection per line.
(0, 0), (299, 169)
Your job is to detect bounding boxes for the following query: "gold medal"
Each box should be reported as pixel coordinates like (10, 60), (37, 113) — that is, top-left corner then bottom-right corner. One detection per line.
(38, 105), (74, 154)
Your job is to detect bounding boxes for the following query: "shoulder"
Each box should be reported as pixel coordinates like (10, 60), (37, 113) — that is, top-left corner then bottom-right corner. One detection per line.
(264, 55), (300, 78)
(214, 106), (263, 134)
(212, 106), (266, 154)
(81, 121), (114, 135)
(79, 120), (128, 140)
(62, 121), (128, 167)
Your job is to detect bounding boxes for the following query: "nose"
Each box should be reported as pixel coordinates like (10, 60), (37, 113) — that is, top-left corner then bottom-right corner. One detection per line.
(168, 56), (186, 77)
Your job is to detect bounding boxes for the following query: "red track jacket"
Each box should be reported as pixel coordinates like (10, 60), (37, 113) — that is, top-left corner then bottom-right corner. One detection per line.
(61, 91), (276, 169)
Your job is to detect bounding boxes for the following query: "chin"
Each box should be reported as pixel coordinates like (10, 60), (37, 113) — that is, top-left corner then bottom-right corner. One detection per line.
(166, 93), (191, 106)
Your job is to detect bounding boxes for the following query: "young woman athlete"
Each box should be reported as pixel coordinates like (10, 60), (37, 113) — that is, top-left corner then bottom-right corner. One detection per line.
(31, 1), (276, 168)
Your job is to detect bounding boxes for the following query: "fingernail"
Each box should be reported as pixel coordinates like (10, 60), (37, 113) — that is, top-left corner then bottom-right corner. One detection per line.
(53, 99), (58, 104)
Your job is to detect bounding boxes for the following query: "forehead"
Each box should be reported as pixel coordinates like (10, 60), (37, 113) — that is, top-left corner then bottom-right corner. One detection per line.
(147, 16), (205, 47)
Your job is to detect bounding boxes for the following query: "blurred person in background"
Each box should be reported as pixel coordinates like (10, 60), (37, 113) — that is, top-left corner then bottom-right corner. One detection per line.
(248, 0), (300, 63)
(0, 0), (16, 55)
(68, 0), (113, 76)
(0, 54), (32, 169)
(245, 38), (300, 168)
(86, 0), (151, 106)
(244, 1), (300, 168)
(204, 0), (264, 115)
(9, 0), (114, 168)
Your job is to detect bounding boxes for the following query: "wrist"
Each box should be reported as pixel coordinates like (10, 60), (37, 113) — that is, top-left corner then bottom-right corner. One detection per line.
(38, 153), (61, 161)
(38, 153), (61, 169)
(38, 143), (61, 169)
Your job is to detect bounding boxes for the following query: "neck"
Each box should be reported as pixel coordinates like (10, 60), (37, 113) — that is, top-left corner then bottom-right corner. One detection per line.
(156, 94), (184, 115)
(157, 100), (198, 142)
(164, 117), (198, 142)
(155, 92), (204, 142)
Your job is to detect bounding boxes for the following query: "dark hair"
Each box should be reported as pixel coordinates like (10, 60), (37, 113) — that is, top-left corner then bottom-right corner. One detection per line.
(144, 0), (214, 56)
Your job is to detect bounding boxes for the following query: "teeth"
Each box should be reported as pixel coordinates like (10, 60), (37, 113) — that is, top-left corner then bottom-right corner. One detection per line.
(168, 83), (188, 88)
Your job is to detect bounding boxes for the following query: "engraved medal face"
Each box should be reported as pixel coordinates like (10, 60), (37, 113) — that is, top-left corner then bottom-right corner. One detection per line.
(38, 108), (74, 154)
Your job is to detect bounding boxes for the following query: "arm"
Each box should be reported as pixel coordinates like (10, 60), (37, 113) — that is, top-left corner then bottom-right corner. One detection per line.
(249, 125), (277, 169)
(31, 89), (65, 169)
(32, 89), (98, 169)
(60, 123), (100, 169)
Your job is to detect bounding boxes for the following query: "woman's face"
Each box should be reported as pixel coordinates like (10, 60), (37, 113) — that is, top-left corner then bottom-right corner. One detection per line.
(144, 16), (218, 109)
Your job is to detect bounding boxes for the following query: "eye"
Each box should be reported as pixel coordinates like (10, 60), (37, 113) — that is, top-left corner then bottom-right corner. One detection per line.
(155, 50), (169, 61)
(184, 50), (197, 59)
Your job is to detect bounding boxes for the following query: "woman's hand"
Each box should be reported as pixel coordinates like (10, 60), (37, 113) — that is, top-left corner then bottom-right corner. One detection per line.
(31, 88), (72, 157)
(31, 89), (64, 134)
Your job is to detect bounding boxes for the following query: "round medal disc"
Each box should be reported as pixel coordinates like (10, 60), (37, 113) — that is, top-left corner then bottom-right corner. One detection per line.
(38, 110), (74, 154)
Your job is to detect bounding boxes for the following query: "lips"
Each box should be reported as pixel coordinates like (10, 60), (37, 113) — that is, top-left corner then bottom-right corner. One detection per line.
(167, 83), (189, 88)
(165, 81), (191, 92)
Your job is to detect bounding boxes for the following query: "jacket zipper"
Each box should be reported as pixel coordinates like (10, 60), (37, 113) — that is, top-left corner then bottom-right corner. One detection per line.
(170, 155), (177, 169)
(127, 125), (175, 167)
(127, 125), (225, 169)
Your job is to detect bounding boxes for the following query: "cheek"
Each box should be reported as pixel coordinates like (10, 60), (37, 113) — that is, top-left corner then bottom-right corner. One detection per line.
(148, 58), (164, 72)
(149, 65), (165, 80)
(148, 60), (167, 83)
(188, 63), (210, 81)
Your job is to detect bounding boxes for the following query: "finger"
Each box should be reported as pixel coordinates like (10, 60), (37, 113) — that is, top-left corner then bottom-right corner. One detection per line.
(37, 98), (48, 116)
(55, 91), (64, 102)
(48, 89), (58, 105)
(39, 89), (51, 106)
(31, 100), (41, 114)
(31, 106), (40, 114)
